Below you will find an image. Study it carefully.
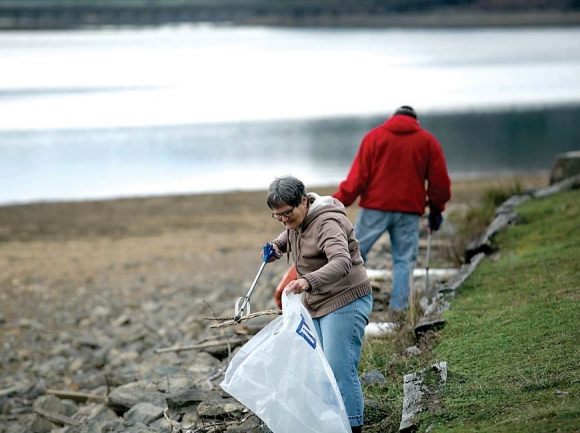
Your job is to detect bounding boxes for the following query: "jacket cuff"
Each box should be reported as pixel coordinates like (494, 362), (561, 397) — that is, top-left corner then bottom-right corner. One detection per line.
(303, 274), (320, 291)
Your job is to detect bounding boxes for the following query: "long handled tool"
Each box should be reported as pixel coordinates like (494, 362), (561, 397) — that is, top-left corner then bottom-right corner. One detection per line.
(425, 230), (432, 296)
(234, 243), (280, 322)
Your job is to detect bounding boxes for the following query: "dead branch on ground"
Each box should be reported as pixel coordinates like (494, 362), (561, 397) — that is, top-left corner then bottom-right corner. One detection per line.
(204, 309), (282, 328)
(154, 337), (250, 354)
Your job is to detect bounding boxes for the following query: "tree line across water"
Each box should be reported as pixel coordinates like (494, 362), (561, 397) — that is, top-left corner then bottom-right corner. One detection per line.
(1, 0), (579, 30)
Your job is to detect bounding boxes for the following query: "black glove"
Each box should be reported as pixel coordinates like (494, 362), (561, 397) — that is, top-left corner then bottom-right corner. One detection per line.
(428, 213), (443, 232)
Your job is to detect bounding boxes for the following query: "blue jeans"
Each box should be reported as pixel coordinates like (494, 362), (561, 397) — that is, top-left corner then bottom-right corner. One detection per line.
(354, 209), (419, 311)
(312, 293), (373, 427)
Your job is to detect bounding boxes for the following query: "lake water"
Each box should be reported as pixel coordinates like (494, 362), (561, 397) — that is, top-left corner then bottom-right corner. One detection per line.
(1, 25), (580, 205)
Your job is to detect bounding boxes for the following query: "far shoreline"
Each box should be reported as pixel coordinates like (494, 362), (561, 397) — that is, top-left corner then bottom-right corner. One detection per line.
(0, 171), (550, 210)
(2, 10), (580, 31)
(238, 11), (580, 29)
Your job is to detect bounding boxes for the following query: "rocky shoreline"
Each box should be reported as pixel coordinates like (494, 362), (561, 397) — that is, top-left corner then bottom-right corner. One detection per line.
(0, 173), (549, 432)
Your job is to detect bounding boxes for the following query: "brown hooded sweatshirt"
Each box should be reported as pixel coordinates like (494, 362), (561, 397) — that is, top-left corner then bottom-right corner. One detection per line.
(272, 193), (372, 318)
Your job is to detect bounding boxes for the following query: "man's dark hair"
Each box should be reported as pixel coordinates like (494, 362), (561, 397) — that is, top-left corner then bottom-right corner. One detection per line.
(394, 105), (418, 119)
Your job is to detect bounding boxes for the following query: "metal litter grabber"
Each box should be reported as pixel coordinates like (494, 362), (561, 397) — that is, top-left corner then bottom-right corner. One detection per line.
(425, 230), (432, 296)
(234, 243), (280, 322)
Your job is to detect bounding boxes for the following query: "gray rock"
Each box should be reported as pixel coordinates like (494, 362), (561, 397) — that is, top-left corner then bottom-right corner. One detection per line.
(71, 372), (107, 391)
(107, 349), (140, 370)
(108, 381), (168, 413)
(35, 356), (69, 380)
(50, 344), (76, 358)
(166, 386), (221, 411)
(400, 361), (447, 433)
(17, 318), (43, 330)
(29, 414), (54, 433)
(96, 419), (125, 432)
(57, 331), (74, 344)
(104, 371), (141, 387)
(62, 399), (79, 417)
(17, 380), (47, 400)
(34, 394), (68, 415)
(197, 399), (245, 418)
(72, 403), (121, 433)
(123, 402), (164, 426)
(119, 422), (154, 433)
(181, 351), (222, 376)
(549, 150), (580, 184)
(404, 346), (422, 357)
(226, 414), (271, 433)
(360, 369), (387, 386)
(148, 417), (173, 433)
(0, 395), (17, 414)
(76, 333), (101, 349)
(2, 421), (31, 433)
(154, 375), (192, 394)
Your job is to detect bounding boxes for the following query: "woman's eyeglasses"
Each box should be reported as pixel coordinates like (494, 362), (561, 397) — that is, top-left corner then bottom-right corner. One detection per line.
(271, 207), (295, 220)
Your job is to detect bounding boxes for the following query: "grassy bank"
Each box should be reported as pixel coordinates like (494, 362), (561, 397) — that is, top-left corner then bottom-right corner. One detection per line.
(360, 188), (580, 432)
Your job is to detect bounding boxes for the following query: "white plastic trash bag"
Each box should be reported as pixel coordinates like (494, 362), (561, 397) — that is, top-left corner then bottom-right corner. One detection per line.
(220, 292), (351, 433)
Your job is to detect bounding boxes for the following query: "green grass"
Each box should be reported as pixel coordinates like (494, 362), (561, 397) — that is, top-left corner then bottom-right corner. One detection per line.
(361, 188), (580, 432)
(444, 180), (527, 266)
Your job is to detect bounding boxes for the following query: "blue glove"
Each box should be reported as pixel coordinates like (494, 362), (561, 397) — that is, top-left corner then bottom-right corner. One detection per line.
(428, 213), (443, 232)
(262, 243), (281, 262)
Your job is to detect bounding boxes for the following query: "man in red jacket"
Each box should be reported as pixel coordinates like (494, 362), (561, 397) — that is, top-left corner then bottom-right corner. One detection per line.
(333, 105), (451, 316)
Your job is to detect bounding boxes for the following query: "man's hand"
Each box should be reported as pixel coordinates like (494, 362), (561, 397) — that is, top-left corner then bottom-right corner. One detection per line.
(428, 213), (443, 232)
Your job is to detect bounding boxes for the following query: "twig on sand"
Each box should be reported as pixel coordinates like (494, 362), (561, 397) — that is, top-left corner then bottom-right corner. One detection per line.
(154, 337), (249, 354)
(34, 407), (82, 426)
(46, 389), (107, 404)
(204, 309), (282, 328)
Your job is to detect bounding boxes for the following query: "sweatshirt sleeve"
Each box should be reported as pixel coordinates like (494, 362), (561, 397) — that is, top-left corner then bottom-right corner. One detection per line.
(426, 136), (452, 214)
(301, 218), (351, 291)
(271, 230), (288, 253)
(333, 136), (372, 207)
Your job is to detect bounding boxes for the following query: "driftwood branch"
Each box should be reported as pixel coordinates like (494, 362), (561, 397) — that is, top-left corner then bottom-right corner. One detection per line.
(46, 389), (107, 404)
(0, 387), (17, 398)
(205, 309), (282, 328)
(34, 407), (82, 426)
(154, 337), (249, 354)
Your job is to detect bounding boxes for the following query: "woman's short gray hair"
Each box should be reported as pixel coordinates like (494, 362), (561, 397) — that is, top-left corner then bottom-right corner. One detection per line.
(266, 175), (307, 209)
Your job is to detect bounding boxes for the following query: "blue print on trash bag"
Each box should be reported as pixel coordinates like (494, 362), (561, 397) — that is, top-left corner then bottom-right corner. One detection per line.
(296, 313), (316, 349)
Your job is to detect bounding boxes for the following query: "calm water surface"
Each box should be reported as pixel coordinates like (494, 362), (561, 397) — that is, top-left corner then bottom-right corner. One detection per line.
(1, 26), (580, 205)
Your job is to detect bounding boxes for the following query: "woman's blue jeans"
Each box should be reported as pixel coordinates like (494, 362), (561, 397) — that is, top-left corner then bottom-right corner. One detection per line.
(354, 209), (419, 311)
(312, 293), (373, 427)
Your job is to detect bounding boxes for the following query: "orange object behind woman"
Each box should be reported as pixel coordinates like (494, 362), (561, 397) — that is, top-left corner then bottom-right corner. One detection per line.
(274, 264), (297, 309)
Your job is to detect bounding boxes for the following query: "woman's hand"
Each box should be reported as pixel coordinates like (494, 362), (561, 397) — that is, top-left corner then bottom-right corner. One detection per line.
(261, 242), (281, 262)
(284, 277), (310, 295)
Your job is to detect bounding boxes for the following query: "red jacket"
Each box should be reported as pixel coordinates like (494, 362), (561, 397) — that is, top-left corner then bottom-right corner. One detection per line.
(333, 114), (451, 215)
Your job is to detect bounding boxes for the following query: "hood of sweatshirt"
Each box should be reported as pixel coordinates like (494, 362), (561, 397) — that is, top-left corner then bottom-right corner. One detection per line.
(301, 192), (347, 230)
(383, 114), (421, 135)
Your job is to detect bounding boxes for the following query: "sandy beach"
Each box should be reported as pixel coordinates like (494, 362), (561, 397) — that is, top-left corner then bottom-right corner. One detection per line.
(0, 173), (549, 377)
